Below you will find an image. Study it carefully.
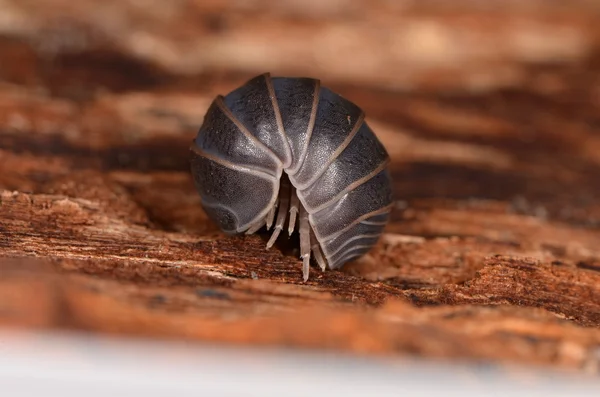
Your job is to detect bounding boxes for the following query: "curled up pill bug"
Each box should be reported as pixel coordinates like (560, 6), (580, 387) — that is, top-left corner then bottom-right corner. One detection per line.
(190, 73), (393, 281)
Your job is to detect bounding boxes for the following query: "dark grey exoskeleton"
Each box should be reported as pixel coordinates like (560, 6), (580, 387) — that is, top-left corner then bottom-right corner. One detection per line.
(190, 73), (393, 281)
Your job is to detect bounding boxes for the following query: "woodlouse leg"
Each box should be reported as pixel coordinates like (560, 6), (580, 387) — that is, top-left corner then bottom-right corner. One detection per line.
(245, 218), (265, 235)
(266, 198), (279, 230)
(266, 200), (277, 230)
(266, 177), (291, 249)
(310, 228), (327, 272)
(288, 189), (300, 236)
(299, 204), (311, 282)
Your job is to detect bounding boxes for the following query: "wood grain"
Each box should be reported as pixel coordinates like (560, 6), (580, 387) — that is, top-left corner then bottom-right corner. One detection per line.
(0, 0), (599, 374)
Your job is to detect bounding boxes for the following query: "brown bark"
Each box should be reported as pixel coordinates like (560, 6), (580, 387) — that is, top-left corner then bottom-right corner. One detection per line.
(1, 0), (600, 374)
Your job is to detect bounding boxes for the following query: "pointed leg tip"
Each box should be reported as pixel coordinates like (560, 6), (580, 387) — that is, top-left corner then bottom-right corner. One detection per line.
(311, 242), (327, 273)
(301, 256), (310, 282)
(288, 209), (298, 235)
(266, 227), (282, 249)
(302, 266), (309, 282)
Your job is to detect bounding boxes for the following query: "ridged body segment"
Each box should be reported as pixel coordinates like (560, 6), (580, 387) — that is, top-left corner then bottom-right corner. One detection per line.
(297, 122), (389, 212)
(190, 73), (393, 271)
(222, 75), (292, 167)
(286, 87), (363, 188)
(270, 77), (320, 172)
(195, 99), (281, 176)
(190, 151), (277, 233)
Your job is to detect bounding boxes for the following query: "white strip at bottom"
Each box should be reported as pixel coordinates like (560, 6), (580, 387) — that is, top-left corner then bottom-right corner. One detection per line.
(0, 328), (598, 397)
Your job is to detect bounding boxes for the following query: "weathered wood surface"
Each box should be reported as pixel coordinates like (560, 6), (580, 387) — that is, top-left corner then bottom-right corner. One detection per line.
(1, 0), (600, 374)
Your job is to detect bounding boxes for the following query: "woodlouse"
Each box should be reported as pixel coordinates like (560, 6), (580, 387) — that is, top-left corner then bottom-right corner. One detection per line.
(190, 73), (393, 281)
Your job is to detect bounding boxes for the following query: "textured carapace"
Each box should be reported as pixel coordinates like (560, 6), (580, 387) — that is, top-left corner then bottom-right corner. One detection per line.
(190, 73), (393, 281)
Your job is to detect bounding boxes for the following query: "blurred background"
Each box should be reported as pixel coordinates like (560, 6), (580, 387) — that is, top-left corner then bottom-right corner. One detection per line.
(1, 0), (600, 395)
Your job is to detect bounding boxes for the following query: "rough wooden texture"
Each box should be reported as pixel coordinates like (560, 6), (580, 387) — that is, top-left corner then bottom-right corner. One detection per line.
(1, 0), (600, 374)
